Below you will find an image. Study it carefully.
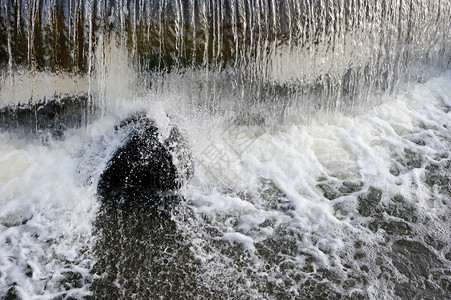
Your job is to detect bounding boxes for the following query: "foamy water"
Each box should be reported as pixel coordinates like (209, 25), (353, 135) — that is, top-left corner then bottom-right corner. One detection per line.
(1, 70), (449, 299)
(0, 134), (96, 299)
(174, 71), (451, 298)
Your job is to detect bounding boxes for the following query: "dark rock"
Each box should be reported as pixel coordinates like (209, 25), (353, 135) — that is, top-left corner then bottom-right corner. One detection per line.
(389, 164), (400, 176)
(164, 126), (194, 187)
(0, 96), (90, 138)
(91, 115), (197, 298)
(97, 114), (194, 208)
(1, 213), (33, 228)
(59, 270), (85, 290)
(380, 221), (412, 236)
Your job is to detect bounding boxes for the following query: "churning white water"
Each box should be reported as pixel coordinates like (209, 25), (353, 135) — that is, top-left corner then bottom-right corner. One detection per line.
(176, 70), (451, 299)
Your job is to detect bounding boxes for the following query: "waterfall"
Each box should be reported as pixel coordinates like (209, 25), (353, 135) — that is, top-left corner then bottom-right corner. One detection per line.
(1, 0), (450, 120)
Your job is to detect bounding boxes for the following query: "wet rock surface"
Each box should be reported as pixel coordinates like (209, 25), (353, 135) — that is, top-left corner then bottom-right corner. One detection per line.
(98, 116), (176, 197)
(90, 114), (199, 298)
(0, 96), (90, 138)
(96, 113), (193, 206)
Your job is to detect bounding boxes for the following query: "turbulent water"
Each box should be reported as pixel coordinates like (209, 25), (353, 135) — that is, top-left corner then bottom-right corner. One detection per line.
(1, 0), (451, 299)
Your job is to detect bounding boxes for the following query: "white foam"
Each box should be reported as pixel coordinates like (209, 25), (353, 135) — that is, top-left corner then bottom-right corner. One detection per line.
(0, 130), (100, 298)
